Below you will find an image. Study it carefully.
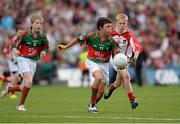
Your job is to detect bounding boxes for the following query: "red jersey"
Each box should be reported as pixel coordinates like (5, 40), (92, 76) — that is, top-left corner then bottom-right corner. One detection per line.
(11, 31), (49, 61)
(111, 30), (142, 58)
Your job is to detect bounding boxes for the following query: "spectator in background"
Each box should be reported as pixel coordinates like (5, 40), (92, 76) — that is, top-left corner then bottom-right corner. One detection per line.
(0, 0), (179, 84)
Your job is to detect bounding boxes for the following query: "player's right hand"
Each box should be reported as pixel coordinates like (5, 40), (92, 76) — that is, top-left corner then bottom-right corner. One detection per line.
(57, 44), (67, 50)
(130, 57), (137, 67)
(117, 66), (126, 70)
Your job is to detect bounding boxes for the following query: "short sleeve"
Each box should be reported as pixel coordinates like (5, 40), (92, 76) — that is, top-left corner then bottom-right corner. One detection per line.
(77, 32), (94, 46)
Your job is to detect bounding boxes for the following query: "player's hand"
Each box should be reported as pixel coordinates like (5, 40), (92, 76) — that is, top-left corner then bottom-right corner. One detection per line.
(117, 67), (125, 70)
(57, 44), (67, 50)
(117, 66), (126, 70)
(130, 57), (137, 67)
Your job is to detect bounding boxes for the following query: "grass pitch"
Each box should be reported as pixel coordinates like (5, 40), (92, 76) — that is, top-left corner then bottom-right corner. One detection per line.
(0, 84), (180, 123)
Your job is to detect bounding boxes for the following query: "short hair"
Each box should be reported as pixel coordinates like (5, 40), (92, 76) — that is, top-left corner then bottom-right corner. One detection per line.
(16, 29), (24, 35)
(30, 14), (44, 24)
(116, 13), (128, 21)
(97, 17), (112, 30)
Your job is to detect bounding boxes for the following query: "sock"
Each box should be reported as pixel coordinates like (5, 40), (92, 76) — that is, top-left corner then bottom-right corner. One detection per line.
(7, 85), (21, 93)
(19, 86), (30, 105)
(7, 85), (14, 93)
(128, 92), (136, 103)
(14, 85), (21, 92)
(90, 86), (98, 106)
(96, 91), (104, 104)
(109, 84), (116, 94)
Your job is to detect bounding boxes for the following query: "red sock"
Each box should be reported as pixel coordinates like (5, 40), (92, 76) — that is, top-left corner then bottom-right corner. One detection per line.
(90, 86), (98, 105)
(19, 86), (30, 105)
(109, 84), (116, 94)
(96, 91), (104, 104)
(8, 85), (21, 93)
(7, 85), (14, 93)
(128, 92), (136, 102)
(14, 85), (21, 92)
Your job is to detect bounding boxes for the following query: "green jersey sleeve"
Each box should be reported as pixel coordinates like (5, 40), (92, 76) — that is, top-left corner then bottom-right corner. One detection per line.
(77, 32), (95, 46)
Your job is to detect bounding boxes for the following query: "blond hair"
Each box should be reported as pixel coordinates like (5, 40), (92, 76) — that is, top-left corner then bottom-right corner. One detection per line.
(116, 13), (128, 21)
(30, 14), (44, 24)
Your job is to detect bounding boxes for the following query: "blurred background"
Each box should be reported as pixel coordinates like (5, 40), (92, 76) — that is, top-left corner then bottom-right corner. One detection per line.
(0, 0), (179, 87)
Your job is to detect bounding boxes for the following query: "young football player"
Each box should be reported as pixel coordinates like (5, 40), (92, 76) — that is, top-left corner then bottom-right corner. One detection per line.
(1, 30), (24, 99)
(1, 14), (49, 111)
(104, 13), (142, 110)
(57, 17), (120, 113)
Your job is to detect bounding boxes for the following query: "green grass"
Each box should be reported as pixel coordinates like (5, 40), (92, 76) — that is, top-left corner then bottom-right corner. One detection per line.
(0, 85), (180, 123)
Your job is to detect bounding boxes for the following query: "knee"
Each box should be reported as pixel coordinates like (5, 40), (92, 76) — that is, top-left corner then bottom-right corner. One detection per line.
(22, 73), (33, 88)
(23, 74), (32, 82)
(123, 73), (130, 82)
(94, 76), (102, 83)
(24, 82), (32, 88)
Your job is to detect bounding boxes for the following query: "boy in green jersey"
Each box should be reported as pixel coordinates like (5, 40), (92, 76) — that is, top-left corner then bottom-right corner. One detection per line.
(57, 17), (120, 113)
(1, 14), (49, 111)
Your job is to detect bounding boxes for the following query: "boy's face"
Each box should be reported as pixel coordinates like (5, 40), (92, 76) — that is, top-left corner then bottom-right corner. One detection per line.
(32, 19), (43, 32)
(116, 19), (128, 32)
(100, 23), (113, 35)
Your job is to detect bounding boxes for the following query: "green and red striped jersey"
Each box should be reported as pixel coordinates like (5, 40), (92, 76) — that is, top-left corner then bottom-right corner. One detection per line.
(11, 31), (49, 61)
(77, 32), (119, 63)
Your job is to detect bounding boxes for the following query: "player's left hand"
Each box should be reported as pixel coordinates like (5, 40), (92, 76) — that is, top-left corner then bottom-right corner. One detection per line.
(130, 57), (137, 67)
(57, 44), (67, 50)
(40, 51), (46, 58)
(117, 66), (126, 70)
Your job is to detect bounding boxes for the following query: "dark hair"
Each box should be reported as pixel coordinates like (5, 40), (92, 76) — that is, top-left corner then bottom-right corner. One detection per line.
(97, 17), (112, 30)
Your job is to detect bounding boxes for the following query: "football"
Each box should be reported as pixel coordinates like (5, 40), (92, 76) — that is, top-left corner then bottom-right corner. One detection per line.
(113, 53), (128, 68)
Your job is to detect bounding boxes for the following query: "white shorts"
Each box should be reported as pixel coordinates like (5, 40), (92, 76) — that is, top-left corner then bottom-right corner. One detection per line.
(7, 60), (18, 73)
(17, 57), (37, 78)
(86, 59), (109, 84)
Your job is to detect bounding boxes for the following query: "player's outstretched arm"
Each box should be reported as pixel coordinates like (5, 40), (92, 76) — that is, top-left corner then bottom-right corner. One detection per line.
(57, 38), (78, 50)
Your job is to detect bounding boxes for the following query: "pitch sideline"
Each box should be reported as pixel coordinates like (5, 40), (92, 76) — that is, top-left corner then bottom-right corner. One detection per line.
(0, 115), (180, 121)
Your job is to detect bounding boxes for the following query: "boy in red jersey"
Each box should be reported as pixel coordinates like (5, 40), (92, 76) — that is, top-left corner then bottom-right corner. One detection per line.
(0, 30), (24, 99)
(103, 14), (142, 109)
(57, 17), (120, 113)
(1, 15), (49, 111)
